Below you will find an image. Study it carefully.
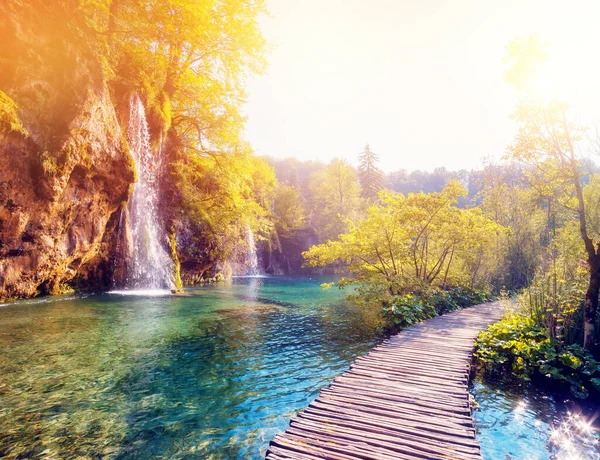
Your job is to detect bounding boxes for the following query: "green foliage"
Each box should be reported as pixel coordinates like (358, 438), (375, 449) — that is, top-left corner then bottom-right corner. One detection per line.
(308, 158), (363, 242)
(479, 172), (545, 289)
(475, 314), (600, 398)
(273, 184), (306, 234)
(383, 294), (436, 329)
(382, 286), (493, 329)
(172, 148), (276, 263)
(358, 144), (383, 201)
(304, 181), (504, 294)
(519, 261), (587, 345)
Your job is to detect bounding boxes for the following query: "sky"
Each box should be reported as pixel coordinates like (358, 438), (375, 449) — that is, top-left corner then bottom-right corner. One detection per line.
(243, 0), (600, 172)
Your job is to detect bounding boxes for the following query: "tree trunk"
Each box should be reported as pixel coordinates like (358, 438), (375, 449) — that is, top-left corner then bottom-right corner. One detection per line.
(561, 111), (599, 351)
(584, 255), (600, 351)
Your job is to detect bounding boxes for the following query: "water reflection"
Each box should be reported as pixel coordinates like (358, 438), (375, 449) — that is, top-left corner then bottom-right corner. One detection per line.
(549, 412), (600, 459)
(472, 377), (600, 459)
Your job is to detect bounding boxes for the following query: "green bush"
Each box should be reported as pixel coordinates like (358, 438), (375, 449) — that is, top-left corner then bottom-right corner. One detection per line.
(382, 286), (493, 329)
(475, 314), (600, 398)
(383, 293), (437, 328)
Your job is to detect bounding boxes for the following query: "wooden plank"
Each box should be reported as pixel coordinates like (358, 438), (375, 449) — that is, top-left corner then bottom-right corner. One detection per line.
(320, 388), (472, 418)
(265, 301), (503, 460)
(311, 396), (475, 431)
(323, 385), (473, 415)
(292, 412), (481, 457)
(299, 408), (481, 448)
(306, 400), (476, 438)
(317, 393), (474, 427)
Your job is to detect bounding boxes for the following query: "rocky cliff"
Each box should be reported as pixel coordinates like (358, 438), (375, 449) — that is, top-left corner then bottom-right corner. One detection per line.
(0, 2), (138, 300)
(0, 88), (134, 300)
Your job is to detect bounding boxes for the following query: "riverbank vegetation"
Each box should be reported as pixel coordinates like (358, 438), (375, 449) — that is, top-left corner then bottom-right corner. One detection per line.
(475, 313), (600, 398)
(300, 37), (600, 401)
(2, 2), (600, 403)
(470, 37), (600, 399)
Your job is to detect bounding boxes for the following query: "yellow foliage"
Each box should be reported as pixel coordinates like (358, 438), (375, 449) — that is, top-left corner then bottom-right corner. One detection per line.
(304, 182), (505, 294)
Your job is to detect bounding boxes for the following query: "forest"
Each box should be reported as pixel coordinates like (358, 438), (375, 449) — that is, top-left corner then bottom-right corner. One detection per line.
(2, 0), (600, 391)
(1, 1), (600, 458)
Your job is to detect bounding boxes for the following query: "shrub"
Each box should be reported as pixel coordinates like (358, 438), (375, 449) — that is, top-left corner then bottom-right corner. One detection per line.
(383, 293), (437, 328)
(383, 286), (493, 330)
(475, 314), (600, 398)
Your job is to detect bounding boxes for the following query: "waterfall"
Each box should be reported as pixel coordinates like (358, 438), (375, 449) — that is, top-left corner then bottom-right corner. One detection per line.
(120, 94), (174, 290)
(246, 226), (261, 276)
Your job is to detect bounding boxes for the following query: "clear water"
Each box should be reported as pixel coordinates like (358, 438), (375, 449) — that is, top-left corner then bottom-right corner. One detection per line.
(1, 277), (597, 459)
(472, 377), (600, 459)
(0, 277), (384, 458)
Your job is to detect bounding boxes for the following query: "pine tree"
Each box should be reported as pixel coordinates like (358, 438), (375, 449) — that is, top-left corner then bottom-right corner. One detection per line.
(358, 144), (383, 200)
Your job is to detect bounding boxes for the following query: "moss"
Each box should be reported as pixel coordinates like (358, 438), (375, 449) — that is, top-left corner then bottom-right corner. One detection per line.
(169, 226), (182, 290)
(124, 140), (138, 183)
(49, 282), (75, 296)
(40, 151), (59, 176)
(0, 91), (28, 136)
(160, 92), (172, 133)
(140, 86), (171, 139)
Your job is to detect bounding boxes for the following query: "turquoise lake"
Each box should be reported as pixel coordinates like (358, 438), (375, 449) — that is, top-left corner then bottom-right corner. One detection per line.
(0, 276), (597, 458)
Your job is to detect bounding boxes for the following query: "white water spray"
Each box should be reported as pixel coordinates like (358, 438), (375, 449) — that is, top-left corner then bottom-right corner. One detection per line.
(120, 94), (174, 290)
(246, 226), (262, 277)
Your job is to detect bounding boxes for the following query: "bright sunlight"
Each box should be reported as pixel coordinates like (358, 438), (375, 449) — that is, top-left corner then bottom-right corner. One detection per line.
(2, 1), (600, 459)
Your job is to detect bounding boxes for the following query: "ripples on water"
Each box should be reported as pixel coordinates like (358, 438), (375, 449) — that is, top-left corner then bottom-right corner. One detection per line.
(0, 277), (385, 458)
(2, 277), (599, 459)
(471, 377), (600, 459)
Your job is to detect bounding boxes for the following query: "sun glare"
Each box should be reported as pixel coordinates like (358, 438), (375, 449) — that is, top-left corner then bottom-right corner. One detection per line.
(528, 59), (574, 104)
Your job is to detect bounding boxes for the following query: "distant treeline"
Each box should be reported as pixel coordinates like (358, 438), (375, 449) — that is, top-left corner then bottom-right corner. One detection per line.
(267, 155), (600, 205)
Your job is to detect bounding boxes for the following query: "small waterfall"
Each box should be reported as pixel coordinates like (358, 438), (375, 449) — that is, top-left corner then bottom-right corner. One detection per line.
(246, 226), (261, 277)
(120, 94), (174, 290)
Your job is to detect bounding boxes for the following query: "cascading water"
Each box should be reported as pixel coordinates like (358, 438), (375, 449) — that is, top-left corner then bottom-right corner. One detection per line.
(119, 94), (174, 290)
(246, 226), (262, 276)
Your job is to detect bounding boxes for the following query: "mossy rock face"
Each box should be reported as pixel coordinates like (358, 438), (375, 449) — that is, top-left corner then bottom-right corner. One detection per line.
(49, 282), (75, 296)
(138, 85), (172, 141)
(0, 85), (136, 301)
(0, 91), (28, 136)
(169, 226), (183, 290)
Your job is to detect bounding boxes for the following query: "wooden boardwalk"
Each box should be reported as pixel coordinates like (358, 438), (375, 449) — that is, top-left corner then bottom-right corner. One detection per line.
(265, 302), (503, 460)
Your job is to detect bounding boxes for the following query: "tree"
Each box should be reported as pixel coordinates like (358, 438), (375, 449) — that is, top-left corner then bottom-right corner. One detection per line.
(504, 36), (600, 350)
(308, 158), (362, 242)
(304, 181), (502, 295)
(273, 185), (305, 234)
(171, 147), (276, 268)
(479, 165), (545, 289)
(358, 144), (383, 200)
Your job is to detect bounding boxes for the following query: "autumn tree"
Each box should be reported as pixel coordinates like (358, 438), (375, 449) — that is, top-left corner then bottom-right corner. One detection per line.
(504, 36), (600, 350)
(358, 144), (383, 200)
